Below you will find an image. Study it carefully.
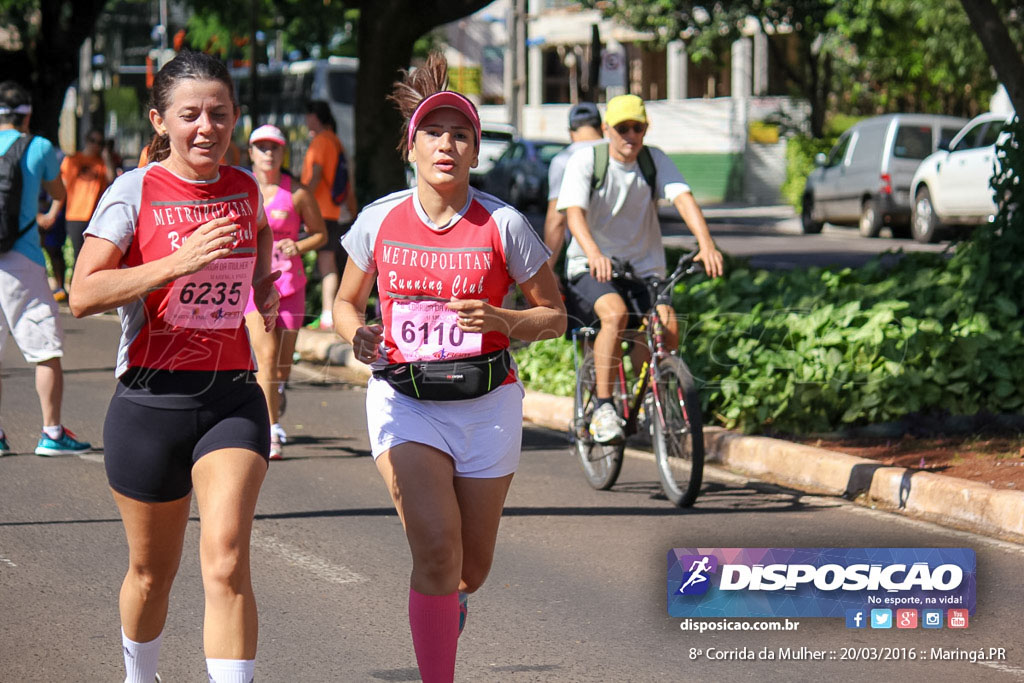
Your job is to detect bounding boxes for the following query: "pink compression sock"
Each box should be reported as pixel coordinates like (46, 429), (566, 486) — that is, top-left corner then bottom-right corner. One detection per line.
(408, 588), (459, 683)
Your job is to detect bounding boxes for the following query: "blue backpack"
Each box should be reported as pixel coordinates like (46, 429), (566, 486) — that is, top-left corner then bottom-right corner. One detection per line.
(330, 141), (350, 206)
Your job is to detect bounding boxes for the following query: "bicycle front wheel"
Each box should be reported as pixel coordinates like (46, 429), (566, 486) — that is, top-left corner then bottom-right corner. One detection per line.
(650, 356), (704, 507)
(572, 351), (625, 490)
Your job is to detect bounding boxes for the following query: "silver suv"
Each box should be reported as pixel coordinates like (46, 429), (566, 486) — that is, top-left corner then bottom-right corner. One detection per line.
(802, 114), (967, 238)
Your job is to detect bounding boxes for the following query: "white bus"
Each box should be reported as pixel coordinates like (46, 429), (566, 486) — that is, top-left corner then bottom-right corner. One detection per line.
(232, 57), (357, 169)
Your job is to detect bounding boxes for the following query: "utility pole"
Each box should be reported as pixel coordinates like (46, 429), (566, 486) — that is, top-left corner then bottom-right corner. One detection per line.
(159, 0), (168, 49)
(79, 38), (93, 150)
(505, 0), (527, 131)
(250, 0), (260, 124)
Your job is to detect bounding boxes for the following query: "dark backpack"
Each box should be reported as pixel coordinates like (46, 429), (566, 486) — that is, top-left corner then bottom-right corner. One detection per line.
(590, 142), (658, 200)
(329, 140), (350, 206)
(0, 134), (34, 253)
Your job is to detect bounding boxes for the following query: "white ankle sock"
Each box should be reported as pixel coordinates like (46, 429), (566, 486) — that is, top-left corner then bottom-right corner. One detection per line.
(122, 628), (162, 683)
(42, 425), (62, 439)
(206, 658), (255, 683)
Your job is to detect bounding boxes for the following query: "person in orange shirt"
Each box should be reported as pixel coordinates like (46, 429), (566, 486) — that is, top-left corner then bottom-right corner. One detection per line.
(301, 100), (356, 330)
(61, 129), (116, 263)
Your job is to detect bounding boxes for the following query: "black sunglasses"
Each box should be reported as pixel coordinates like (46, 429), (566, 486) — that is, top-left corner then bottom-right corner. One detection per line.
(613, 123), (646, 135)
(87, 136), (103, 143)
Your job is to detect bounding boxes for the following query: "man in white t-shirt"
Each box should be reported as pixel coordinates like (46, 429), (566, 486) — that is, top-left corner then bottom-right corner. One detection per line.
(543, 102), (604, 272)
(556, 94), (723, 443)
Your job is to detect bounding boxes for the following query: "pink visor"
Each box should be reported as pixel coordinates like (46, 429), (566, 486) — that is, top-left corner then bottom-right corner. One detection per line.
(407, 91), (481, 150)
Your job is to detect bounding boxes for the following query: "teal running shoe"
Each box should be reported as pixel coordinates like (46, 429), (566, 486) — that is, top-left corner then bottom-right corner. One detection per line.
(35, 427), (91, 456)
(458, 591), (468, 636)
(0, 435), (12, 456)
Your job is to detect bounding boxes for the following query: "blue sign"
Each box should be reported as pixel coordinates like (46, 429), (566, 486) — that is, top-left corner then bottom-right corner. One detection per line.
(668, 548), (976, 619)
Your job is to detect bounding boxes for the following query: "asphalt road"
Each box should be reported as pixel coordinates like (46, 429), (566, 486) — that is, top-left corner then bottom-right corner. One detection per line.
(2, 313), (1024, 682)
(525, 205), (950, 271)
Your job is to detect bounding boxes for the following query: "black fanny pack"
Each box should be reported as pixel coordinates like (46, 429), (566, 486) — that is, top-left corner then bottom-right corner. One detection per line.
(373, 348), (513, 401)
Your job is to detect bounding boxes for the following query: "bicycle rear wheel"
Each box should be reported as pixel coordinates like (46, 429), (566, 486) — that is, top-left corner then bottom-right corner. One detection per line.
(650, 356), (704, 507)
(572, 351), (625, 490)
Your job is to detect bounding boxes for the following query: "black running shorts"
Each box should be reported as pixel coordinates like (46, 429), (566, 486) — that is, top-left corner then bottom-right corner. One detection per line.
(103, 369), (270, 502)
(565, 272), (654, 331)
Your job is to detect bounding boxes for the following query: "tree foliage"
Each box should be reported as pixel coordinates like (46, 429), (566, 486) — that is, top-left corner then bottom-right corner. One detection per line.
(0, 0), (108, 141)
(183, 0), (357, 61)
(597, 0), (1016, 136)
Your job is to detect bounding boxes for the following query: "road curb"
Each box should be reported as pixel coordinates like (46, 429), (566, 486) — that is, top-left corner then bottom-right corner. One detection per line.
(298, 328), (1024, 544)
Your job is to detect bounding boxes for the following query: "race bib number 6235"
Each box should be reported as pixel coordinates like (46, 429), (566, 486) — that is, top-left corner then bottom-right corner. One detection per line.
(165, 258), (252, 329)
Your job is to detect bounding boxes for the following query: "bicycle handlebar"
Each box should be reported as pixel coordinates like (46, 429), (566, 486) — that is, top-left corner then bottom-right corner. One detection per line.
(610, 250), (703, 300)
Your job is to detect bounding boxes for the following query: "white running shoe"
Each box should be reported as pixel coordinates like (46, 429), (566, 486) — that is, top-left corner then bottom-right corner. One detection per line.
(589, 403), (625, 443)
(271, 422), (287, 444)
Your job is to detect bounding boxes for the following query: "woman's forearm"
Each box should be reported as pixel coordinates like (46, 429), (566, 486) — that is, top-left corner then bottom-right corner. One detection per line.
(492, 304), (567, 342)
(71, 256), (180, 317)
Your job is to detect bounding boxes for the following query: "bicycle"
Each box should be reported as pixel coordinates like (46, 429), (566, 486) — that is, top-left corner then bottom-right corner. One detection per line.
(569, 250), (706, 507)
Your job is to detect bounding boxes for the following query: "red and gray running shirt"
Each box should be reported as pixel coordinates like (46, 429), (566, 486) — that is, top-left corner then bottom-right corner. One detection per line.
(85, 163), (265, 377)
(341, 187), (550, 377)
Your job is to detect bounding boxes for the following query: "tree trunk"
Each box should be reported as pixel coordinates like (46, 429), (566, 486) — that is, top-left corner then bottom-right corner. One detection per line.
(2, 0), (109, 144)
(355, 1), (422, 206)
(353, 0), (493, 206)
(959, 0), (1024, 114)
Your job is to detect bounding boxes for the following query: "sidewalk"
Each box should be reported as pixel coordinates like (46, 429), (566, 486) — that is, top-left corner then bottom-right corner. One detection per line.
(297, 327), (1024, 545)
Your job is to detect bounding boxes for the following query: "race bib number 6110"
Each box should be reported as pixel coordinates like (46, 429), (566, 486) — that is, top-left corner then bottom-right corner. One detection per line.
(390, 300), (482, 361)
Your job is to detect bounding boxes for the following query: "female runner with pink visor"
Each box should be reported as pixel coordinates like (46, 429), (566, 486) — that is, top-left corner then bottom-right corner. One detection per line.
(334, 53), (565, 682)
(244, 124), (326, 459)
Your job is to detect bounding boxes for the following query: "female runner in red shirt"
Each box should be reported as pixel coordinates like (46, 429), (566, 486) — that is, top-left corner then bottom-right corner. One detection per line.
(70, 51), (279, 683)
(335, 53), (565, 682)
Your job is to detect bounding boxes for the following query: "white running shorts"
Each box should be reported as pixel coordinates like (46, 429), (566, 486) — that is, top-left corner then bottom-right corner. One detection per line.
(0, 251), (64, 363)
(365, 376), (523, 478)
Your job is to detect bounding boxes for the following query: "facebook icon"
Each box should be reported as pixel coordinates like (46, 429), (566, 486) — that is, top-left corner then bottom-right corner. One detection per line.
(846, 609), (867, 629)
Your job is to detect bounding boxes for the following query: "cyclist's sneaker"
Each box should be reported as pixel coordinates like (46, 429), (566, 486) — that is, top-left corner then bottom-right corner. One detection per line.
(0, 435), (12, 456)
(458, 591), (469, 636)
(269, 434), (283, 461)
(589, 403), (625, 443)
(34, 427), (91, 456)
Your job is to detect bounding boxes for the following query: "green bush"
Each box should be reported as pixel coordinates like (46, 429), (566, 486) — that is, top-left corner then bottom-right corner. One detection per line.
(781, 134), (835, 212)
(780, 116), (862, 212)
(516, 118), (1024, 434)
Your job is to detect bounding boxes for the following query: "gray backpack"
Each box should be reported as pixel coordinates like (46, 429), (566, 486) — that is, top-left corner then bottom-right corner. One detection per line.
(0, 134), (34, 252)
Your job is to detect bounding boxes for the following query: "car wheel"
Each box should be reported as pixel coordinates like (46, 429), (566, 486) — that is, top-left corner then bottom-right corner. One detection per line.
(859, 198), (883, 238)
(911, 187), (942, 243)
(801, 194), (824, 234)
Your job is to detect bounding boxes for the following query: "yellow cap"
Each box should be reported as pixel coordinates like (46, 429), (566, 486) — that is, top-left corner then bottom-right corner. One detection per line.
(605, 95), (647, 127)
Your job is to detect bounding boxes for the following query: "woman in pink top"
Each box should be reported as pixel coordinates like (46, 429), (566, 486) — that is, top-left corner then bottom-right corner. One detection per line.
(244, 124), (326, 459)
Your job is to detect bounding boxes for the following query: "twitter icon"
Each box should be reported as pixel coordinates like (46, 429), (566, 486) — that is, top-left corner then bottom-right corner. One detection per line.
(870, 609), (893, 629)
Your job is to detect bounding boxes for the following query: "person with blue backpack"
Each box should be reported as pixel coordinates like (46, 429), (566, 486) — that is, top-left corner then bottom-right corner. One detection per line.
(0, 80), (91, 457)
(555, 94), (724, 444)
